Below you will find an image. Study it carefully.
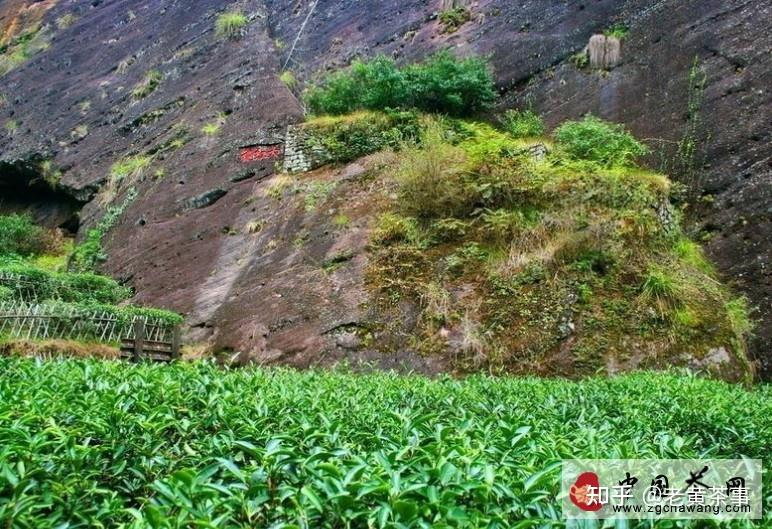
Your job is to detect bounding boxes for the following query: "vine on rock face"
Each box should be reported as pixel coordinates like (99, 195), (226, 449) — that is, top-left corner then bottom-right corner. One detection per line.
(69, 188), (138, 273)
(656, 56), (709, 201)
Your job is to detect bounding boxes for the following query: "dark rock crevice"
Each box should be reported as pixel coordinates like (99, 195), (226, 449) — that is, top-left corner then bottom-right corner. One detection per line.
(0, 159), (85, 232)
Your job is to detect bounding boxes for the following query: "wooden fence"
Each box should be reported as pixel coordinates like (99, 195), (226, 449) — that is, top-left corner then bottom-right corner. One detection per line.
(120, 320), (181, 363)
(0, 301), (180, 363)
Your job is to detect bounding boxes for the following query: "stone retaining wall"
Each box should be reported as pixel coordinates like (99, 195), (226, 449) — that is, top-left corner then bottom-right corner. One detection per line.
(282, 125), (329, 173)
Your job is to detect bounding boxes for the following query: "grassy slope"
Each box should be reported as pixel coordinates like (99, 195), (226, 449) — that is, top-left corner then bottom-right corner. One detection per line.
(0, 358), (768, 527)
(292, 113), (754, 380)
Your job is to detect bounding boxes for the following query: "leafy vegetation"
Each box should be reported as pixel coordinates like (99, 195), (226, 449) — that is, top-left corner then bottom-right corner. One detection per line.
(554, 114), (650, 167)
(304, 52), (497, 117)
(215, 11), (248, 39)
(0, 24), (51, 76)
(438, 7), (471, 33)
(0, 214), (47, 256)
(201, 122), (221, 136)
(569, 50), (589, 69)
(500, 109), (545, 138)
(110, 155), (152, 183)
(0, 217), (182, 343)
(4, 119), (18, 134)
(0, 258), (131, 304)
(132, 70), (163, 99)
(55, 13), (77, 30)
(279, 70), (297, 89)
(70, 188), (138, 272)
(0, 359), (768, 527)
(364, 113), (752, 379)
(604, 24), (629, 39)
(656, 57), (709, 199)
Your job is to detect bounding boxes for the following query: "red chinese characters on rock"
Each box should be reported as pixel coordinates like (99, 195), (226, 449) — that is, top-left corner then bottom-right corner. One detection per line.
(240, 145), (282, 162)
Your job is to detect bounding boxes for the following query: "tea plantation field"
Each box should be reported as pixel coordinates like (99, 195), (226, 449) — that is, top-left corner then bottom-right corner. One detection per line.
(0, 358), (769, 528)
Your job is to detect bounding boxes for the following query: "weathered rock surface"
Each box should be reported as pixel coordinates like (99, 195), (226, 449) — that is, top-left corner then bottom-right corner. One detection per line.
(0, 0), (769, 375)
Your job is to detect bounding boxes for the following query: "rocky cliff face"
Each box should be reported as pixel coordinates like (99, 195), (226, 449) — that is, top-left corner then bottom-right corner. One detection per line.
(1, 0), (769, 375)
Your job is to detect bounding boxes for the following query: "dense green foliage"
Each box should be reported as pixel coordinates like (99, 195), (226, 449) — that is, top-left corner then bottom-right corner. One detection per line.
(438, 8), (471, 33)
(500, 109), (544, 138)
(365, 115), (752, 377)
(0, 214), (46, 256)
(0, 359), (768, 528)
(554, 115), (650, 167)
(0, 259), (131, 304)
(305, 52), (497, 117)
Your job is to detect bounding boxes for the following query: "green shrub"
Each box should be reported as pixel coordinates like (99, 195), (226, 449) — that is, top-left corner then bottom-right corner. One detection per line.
(0, 214), (46, 256)
(554, 115), (649, 167)
(279, 70), (297, 89)
(405, 52), (497, 116)
(305, 56), (407, 115)
(395, 122), (474, 219)
(304, 51), (496, 117)
(69, 188), (138, 272)
(438, 7), (471, 33)
(501, 109), (544, 138)
(0, 285), (12, 300)
(604, 24), (629, 39)
(726, 297), (754, 345)
(215, 11), (248, 39)
(69, 229), (106, 273)
(478, 208), (537, 243)
(569, 51), (589, 69)
(371, 213), (421, 246)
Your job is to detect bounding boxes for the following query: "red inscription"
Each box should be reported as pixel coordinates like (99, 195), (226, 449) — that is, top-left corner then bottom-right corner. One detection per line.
(240, 145), (282, 162)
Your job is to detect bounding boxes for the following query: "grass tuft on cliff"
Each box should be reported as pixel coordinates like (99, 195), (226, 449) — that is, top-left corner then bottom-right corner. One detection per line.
(215, 11), (248, 39)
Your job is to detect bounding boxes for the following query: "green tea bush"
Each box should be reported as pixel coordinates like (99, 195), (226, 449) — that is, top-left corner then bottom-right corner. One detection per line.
(501, 109), (544, 138)
(554, 115), (649, 167)
(0, 359), (768, 527)
(305, 51), (496, 117)
(0, 262), (131, 304)
(0, 299), (181, 342)
(0, 214), (46, 256)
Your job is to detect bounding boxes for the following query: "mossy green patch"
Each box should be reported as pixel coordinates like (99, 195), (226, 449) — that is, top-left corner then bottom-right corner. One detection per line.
(363, 113), (752, 380)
